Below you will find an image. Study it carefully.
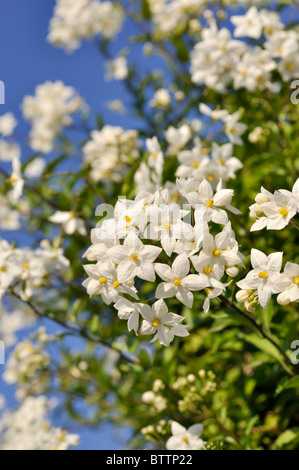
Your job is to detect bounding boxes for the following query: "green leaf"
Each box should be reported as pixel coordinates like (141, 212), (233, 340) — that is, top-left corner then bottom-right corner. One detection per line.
(271, 428), (299, 450)
(276, 376), (299, 395)
(141, 0), (152, 20)
(138, 349), (152, 368)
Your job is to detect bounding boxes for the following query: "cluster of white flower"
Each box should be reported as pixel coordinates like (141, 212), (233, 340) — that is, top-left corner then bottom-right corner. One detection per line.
(237, 179), (299, 311)
(84, 161), (244, 345)
(250, 179), (299, 231)
(3, 327), (54, 399)
(191, 8), (299, 93)
(48, 0), (124, 51)
(236, 249), (299, 311)
(83, 125), (140, 182)
(0, 112), (24, 206)
(0, 395), (79, 450)
(22, 81), (86, 153)
(148, 0), (207, 36)
(0, 238), (70, 301)
(0, 302), (35, 348)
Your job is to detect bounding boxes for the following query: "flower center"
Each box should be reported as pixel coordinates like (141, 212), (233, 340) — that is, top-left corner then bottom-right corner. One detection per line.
(213, 249), (221, 257)
(279, 208), (288, 217)
(0, 266), (6, 272)
(172, 194), (179, 202)
(182, 437), (189, 444)
(206, 199), (214, 208)
(162, 223), (171, 230)
(113, 281), (119, 288)
(131, 254), (138, 262)
(174, 279), (181, 287)
(152, 318), (160, 328)
(125, 216), (132, 223)
(219, 158), (225, 164)
(192, 162), (199, 168)
(230, 127), (236, 134)
(151, 153), (158, 158)
(294, 277), (299, 286)
(207, 174), (214, 181)
(23, 264), (29, 269)
(99, 277), (107, 284)
(203, 266), (212, 275)
(259, 271), (268, 279)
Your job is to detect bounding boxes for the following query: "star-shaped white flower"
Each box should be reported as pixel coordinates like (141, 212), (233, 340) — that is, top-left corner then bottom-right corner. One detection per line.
(155, 252), (209, 308)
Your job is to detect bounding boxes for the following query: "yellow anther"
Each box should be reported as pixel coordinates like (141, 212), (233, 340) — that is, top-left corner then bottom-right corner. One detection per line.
(206, 199), (214, 208)
(258, 272), (267, 279)
(152, 318), (160, 328)
(113, 280), (119, 288)
(174, 279), (181, 287)
(286, 62), (293, 70)
(163, 223), (171, 230)
(151, 153), (158, 158)
(99, 277), (107, 284)
(131, 254), (138, 262)
(9, 177), (17, 183)
(203, 266), (213, 275)
(125, 216), (132, 223)
(23, 264), (29, 269)
(230, 128), (236, 134)
(213, 249), (221, 257)
(279, 208), (288, 217)
(207, 174), (214, 181)
(183, 437), (189, 444)
(0, 266), (6, 272)
(172, 194), (179, 202)
(219, 158), (225, 164)
(201, 148), (208, 154)
(192, 162), (199, 168)
(294, 277), (299, 285)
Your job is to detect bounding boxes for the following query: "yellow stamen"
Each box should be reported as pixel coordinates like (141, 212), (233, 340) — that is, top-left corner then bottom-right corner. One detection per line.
(259, 272), (267, 279)
(23, 264), (29, 269)
(113, 280), (119, 288)
(163, 223), (171, 230)
(230, 128), (236, 134)
(125, 216), (132, 223)
(207, 174), (214, 181)
(192, 162), (199, 168)
(286, 62), (293, 70)
(213, 250), (221, 257)
(294, 277), (299, 285)
(279, 208), (288, 217)
(201, 148), (208, 154)
(0, 266), (6, 272)
(183, 437), (189, 444)
(174, 279), (181, 287)
(172, 194), (179, 202)
(203, 266), (213, 275)
(152, 318), (160, 328)
(9, 177), (17, 183)
(206, 199), (214, 208)
(99, 277), (107, 284)
(151, 153), (158, 158)
(219, 158), (225, 164)
(131, 254), (138, 262)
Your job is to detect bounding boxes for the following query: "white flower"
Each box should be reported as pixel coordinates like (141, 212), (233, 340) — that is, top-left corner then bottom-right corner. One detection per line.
(48, 211), (87, 236)
(275, 263), (299, 305)
(105, 57), (128, 81)
(0, 113), (17, 136)
(139, 299), (189, 346)
(165, 124), (191, 155)
(150, 89), (171, 109)
(155, 252), (209, 308)
(183, 178), (240, 224)
(223, 111), (247, 145)
(231, 7), (264, 39)
(107, 232), (162, 283)
(114, 298), (141, 333)
(166, 421), (205, 450)
(237, 249), (284, 308)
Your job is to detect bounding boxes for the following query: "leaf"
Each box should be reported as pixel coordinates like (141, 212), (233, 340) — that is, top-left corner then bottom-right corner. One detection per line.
(243, 334), (284, 362)
(138, 349), (152, 368)
(141, 0), (152, 20)
(276, 376), (299, 395)
(271, 428), (299, 450)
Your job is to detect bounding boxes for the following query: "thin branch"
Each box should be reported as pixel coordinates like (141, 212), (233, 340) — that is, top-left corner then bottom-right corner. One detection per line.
(219, 294), (296, 376)
(10, 291), (140, 367)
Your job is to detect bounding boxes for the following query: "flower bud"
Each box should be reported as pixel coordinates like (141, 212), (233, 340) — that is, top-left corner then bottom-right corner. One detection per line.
(255, 193), (270, 205)
(277, 292), (291, 306)
(236, 290), (250, 302)
(141, 391), (155, 404)
(252, 203), (264, 217)
(226, 266), (239, 277)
